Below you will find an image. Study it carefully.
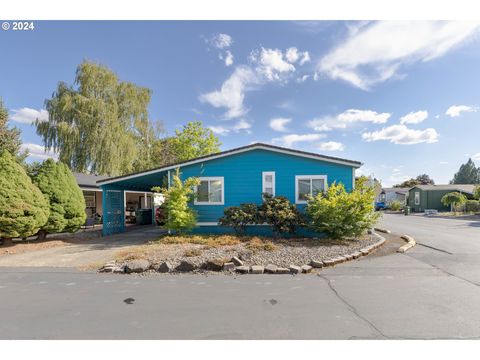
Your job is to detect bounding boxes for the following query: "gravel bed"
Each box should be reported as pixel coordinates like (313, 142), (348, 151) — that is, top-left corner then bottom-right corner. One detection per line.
(120, 234), (380, 271)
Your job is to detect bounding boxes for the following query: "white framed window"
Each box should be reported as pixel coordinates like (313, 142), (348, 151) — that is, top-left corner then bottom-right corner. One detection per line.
(414, 191), (420, 205)
(194, 177), (224, 205)
(262, 171), (275, 197)
(295, 175), (327, 204)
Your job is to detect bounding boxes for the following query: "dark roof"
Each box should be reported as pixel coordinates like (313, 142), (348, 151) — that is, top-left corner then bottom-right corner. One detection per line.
(73, 172), (109, 189)
(98, 142), (363, 185)
(382, 187), (410, 194)
(411, 184), (476, 194)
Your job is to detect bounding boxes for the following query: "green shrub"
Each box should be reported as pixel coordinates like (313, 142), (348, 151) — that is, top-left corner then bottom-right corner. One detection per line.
(465, 199), (480, 213)
(305, 179), (380, 239)
(152, 169), (200, 233)
(32, 159), (87, 239)
(0, 151), (49, 243)
(389, 200), (403, 211)
(219, 203), (258, 234)
(258, 193), (303, 235)
(441, 192), (467, 213)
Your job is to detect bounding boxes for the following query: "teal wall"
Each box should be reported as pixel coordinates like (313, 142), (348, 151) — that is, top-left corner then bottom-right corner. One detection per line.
(176, 149), (355, 223)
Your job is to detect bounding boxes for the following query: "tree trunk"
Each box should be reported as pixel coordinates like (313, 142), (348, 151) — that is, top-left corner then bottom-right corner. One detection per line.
(37, 230), (48, 241)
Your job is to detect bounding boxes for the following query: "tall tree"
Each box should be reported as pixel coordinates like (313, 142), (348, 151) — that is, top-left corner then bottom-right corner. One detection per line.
(451, 158), (480, 184)
(169, 121), (221, 162)
(36, 61), (156, 176)
(0, 151), (49, 245)
(394, 174), (435, 188)
(0, 98), (27, 162)
(32, 159), (86, 239)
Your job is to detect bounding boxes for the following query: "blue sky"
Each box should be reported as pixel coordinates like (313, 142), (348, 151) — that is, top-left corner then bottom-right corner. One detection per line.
(1, 20), (480, 185)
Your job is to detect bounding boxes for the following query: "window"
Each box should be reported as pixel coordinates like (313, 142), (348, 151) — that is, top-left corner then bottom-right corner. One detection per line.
(414, 191), (420, 205)
(262, 171), (275, 197)
(194, 177), (224, 205)
(295, 175), (327, 204)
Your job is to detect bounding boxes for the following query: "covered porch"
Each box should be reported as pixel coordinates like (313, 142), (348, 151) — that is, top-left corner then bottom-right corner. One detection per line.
(99, 169), (170, 236)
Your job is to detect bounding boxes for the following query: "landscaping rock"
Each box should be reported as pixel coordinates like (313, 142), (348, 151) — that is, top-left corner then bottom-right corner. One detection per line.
(175, 260), (197, 272)
(276, 267), (291, 274)
(124, 259), (150, 273)
(289, 265), (301, 274)
(322, 259), (335, 267)
(360, 249), (370, 256)
(345, 254), (354, 261)
(310, 259), (324, 268)
(251, 265), (264, 274)
(333, 256), (347, 264)
(205, 259), (224, 271)
(113, 265), (125, 273)
(265, 264), (277, 273)
(236, 265), (250, 274)
(223, 262), (235, 271)
(238, 251), (253, 261)
(301, 264), (313, 273)
(231, 256), (244, 266)
(352, 252), (362, 259)
(158, 261), (173, 273)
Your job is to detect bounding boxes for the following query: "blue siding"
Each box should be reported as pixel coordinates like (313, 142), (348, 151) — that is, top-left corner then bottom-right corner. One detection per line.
(176, 149), (354, 223)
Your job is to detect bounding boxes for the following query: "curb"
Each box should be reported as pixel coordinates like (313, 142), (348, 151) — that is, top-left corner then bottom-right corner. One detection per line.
(397, 235), (416, 253)
(374, 227), (391, 234)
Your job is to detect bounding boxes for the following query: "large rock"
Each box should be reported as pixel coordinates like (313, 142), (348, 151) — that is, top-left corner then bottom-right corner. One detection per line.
(205, 259), (224, 271)
(175, 260), (197, 272)
(301, 264), (313, 273)
(276, 267), (291, 274)
(236, 265), (250, 274)
(223, 262), (235, 271)
(231, 256), (244, 266)
(125, 259), (150, 273)
(310, 259), (324, 268)
(289, 265), (301, 274)
(264, 264), (277, 273)
(158, 261), (173, 273)
(250, 265), (264, 274)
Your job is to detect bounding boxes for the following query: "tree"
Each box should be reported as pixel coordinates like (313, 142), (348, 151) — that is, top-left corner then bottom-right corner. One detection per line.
(394, 174), (435, 188)
(474, 185), (480, 200)
(451, 159), (480, 184)
(32, 159), (87, 239)
(441, 192), (467, 214)
(306, 178), (380, 239)
(0, 151), (49, 245)
(0, 98), (27, 162)
(152, 169), (200, 233)
(36, 60), (157, 176)
(169, 121), (221, 162)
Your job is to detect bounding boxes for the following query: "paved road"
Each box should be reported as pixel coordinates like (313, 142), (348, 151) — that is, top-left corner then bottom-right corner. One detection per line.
(1, 213), (479, 339)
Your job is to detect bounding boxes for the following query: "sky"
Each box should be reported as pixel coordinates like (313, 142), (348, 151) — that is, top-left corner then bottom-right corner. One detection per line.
(1, 20), (480, 186)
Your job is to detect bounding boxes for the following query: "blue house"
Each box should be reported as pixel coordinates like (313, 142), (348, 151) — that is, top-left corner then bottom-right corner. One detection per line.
(97, 143), (362, 236)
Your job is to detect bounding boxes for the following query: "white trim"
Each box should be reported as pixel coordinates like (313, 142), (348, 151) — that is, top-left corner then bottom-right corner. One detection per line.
(80, 187), (103, 192)
(414, 191), (420, 206)
(262, 171), (275, 197)
(295, 175), (328, 204)
(194, 176), (225, 205)
(124, 190), (154, 194)
(196, 222), (218, 226)
(98, 144), (361, 186)
(352, 168), (355, 190)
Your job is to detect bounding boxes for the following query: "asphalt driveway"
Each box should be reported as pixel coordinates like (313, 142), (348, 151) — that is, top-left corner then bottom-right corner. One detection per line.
(1, 213), (480, 339)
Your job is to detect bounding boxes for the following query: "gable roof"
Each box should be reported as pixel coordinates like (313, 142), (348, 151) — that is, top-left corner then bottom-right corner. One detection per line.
(73, 172), (109, 189)
(98, 142), (362, 186)
(382, 187), (410, 194)
(411, 184), (476, 194)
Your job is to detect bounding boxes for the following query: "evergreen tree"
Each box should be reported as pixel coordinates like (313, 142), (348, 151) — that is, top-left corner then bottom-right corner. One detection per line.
(36, 61), (156, 176)
(32, 159), (87, 239)
(0, 151), (49, 244)
(451, 158), (480, 184)
(0, 98), (27, 162)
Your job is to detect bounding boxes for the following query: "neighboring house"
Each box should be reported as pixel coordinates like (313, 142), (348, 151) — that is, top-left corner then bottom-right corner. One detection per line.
(97, 143), (362, 236)
(407, 184), (475, 212)
(73, 173), (108, 223)
(377, 187), (409, 205)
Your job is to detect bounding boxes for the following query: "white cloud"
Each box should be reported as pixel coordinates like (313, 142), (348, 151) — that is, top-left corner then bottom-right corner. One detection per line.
(21, 143), (58, 160)
(211, 33), (232, 49)
(299, 51), (310, 65)
(209, 126), (230, 135)
(232, 119), (252, 132)
(319, 21), (480, 90)
(272, 133), (325, 147)
(400, 110), (429, 124)
(286, 47), (300, 63)
(362, 124), (439, 145)
(472, 153), (480, 161)
(317, 141), (345, 151)
(199, 66), (259, 119)
(445, 104), (477, 117)
(224, 50), (234, 66)
(296, 74), (310, 83)
(251, 47), (295, 81)
(269, 117), (291, 132)
(308, 109), (391, 131)
(10, 108), (48, 124)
